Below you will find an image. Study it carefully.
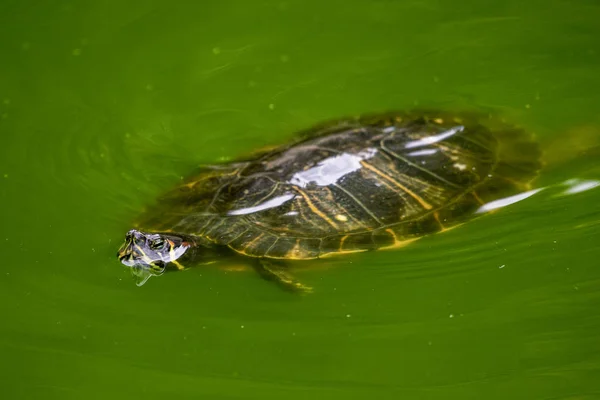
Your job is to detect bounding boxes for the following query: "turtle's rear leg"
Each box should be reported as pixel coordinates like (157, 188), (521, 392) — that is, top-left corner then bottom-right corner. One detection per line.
(253, 260), (313, 294)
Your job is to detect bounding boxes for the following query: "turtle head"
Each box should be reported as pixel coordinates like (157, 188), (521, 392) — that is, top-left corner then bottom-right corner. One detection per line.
(117, 229), (193, 286)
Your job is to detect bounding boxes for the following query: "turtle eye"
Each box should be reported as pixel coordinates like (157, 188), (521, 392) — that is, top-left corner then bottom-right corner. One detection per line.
(150, 239), (166, 250)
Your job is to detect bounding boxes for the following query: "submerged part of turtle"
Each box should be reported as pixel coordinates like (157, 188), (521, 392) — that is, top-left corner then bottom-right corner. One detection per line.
(117, 110), (542, 291)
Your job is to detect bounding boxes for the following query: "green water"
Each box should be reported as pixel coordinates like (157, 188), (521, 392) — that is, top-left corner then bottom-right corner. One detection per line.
(1, 1), (600, 399)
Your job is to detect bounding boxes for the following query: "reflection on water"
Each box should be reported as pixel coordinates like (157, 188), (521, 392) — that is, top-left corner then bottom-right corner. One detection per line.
(478, 178), (600, 213)
(559, 178), (600, 195)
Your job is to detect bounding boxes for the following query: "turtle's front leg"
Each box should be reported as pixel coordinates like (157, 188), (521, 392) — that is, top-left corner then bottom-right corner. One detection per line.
(253, 259), (313, 293)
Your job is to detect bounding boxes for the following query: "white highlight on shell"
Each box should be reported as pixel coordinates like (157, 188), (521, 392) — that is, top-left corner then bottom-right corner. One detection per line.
(289, 148), (378, 188)
(404, 125), (464, 149)
(228, 193), (295, 216)
(476, 188), (544, 213)
(453, 163), (467, 171)
(407, 148), (438, 157)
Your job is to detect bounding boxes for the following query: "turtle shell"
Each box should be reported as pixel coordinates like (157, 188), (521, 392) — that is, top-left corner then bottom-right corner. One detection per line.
(137, 110), (541, 259)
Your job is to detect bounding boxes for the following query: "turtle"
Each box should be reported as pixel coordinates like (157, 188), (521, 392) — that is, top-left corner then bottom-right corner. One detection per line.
(117, 110), (541, 291)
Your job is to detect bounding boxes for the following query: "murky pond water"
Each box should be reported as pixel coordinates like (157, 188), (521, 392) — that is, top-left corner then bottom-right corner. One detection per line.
(1, 1), (599, 399)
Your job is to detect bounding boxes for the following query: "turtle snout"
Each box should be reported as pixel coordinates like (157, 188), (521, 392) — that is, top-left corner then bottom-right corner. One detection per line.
(117, 237), (137, 265)
(117, 245), (133, 264)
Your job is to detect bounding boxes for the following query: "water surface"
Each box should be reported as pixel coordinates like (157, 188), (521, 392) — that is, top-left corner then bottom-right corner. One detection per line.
(1, 1), (600, 399)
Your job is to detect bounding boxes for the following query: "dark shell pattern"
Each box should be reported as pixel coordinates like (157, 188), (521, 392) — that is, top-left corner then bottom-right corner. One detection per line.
(137, 111), (541, 260)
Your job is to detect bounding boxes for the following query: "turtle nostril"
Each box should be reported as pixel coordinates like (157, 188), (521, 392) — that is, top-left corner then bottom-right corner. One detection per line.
(126, 229), (141, 239)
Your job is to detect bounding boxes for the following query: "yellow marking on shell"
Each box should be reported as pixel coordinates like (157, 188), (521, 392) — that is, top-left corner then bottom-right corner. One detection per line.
(294, 189), (339, 230)
(381, 237), (420, 250)
(263, 237), (280, 257)
(432, 221), (465, 236)
(338, 235), (350, 252)
(201, 234), (221, 244)
(382, 228), (418, 248)
(205, 219), (225, 236)
(371, 174), (403, 197)
(471, 191), (485, 205)
(335, 214), (348, 222)
(360, 161), (433, 210)
(433, 211), (449, 232)
(433, 211), (444, 226)
(250, 184), (280, 209)
(385, 228), (398, 242)
(245, 233), (265, 250)
(291, 197), (326, 232)
(286, 239), (303, 258)
(233, 233), (267, 257)
(433, 118), (444, 124)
